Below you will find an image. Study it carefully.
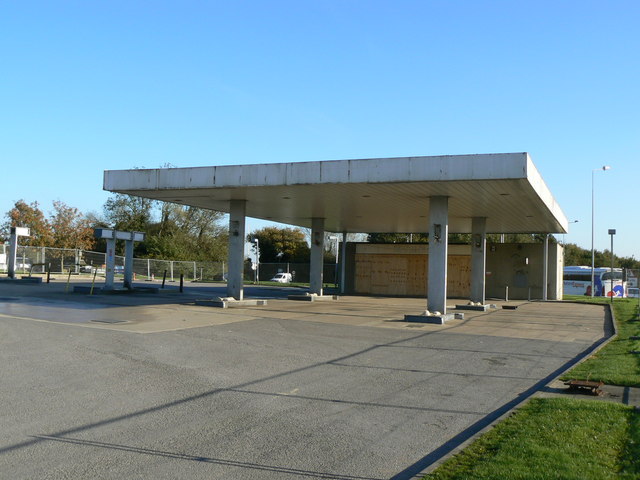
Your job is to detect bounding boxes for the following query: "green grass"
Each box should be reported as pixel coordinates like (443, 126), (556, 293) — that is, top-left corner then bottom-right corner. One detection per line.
(562, 296), (640, 387)
(424, 398), (640, 480)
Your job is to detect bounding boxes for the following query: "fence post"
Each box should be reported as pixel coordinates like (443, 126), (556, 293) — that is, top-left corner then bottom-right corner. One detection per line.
(170, 261), (174, 282)
(193, 261), (196, 281)
(42, 247), (46, 274)
(147, 258), (151, 280)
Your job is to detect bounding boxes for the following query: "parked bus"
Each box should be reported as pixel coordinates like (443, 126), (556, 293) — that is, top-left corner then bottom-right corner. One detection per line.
(563, 266), (626, 297)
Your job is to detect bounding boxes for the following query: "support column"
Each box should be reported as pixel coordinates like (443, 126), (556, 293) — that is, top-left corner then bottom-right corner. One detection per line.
(340, 231), (347, 294)
(427, 197), (449, 314)
(7, 229), (18, 279)
(543, 234), (549, 301)
(227, 200), (246, 300)
(123, 239), (134, 289)
(309, 218), (325, 295)
(104, 238), (116, 290)
(470, 217), (487, 304)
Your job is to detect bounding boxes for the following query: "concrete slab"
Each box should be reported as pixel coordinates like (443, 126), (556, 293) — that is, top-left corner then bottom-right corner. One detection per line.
(404, 313), (458, 324)
(0, 277), (43, 284)
(195, 298), (268, 308)
(287, 294), (339, 302)
(455, 303), (491, 312)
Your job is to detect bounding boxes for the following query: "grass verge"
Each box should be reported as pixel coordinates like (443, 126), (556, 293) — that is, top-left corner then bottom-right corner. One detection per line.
(423, 397), (639, 480)
(562, 296), (640, 387)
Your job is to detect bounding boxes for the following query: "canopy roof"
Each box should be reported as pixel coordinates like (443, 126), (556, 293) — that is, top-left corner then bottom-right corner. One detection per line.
(104, 152), (568, 234)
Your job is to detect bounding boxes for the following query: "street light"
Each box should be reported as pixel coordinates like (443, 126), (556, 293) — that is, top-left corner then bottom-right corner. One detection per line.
(254, 238), (259, 284)
(563, 220), (579, 244)
(609, 229), (616, 303)
(591, 166), (611, 297)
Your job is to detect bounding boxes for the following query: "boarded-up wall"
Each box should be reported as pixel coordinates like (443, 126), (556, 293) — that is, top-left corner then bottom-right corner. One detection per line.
(347, 242), (563, 300)
(354, 250), (471, 297)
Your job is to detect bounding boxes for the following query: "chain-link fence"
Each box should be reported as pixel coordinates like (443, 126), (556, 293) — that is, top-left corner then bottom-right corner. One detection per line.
(626, 268), (638, 297)
(252, 262), (339, 285)
(0, 245), (339, 284)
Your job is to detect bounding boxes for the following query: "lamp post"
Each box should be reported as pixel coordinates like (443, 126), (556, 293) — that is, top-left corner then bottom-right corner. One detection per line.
(591, 166), (611, 297)
(254, 238), (259, 284)
(609, 229), (616, 303)
(563, 220), (579, 244)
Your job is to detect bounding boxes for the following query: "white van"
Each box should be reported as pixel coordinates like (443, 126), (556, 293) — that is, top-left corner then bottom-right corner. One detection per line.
(270, 272), (292, 283)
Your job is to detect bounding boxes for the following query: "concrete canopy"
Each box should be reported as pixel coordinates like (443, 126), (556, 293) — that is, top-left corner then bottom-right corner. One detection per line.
(104, 152), (568, 234)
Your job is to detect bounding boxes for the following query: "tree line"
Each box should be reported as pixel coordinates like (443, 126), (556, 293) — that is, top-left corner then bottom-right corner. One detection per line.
(1, 196), (229, 262)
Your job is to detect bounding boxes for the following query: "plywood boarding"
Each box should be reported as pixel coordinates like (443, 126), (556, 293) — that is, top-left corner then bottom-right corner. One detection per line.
(355, 253), (471, 297)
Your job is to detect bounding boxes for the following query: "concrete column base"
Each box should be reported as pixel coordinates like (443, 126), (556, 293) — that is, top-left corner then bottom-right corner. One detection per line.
(404, 312), (463, 324)
(288, 294), (339, 302)
(455, 303), (494, 312)
(195, 298), (267, 308)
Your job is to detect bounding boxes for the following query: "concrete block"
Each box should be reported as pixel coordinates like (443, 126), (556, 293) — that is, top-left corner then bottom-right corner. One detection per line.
(404, 313), (456, 324)
(73, 286), (103, 294)
(287, 294), (339, 302)
(20, 276), (42, 283)
(195, 298), (267, 308)
(455, 303), (490, 312)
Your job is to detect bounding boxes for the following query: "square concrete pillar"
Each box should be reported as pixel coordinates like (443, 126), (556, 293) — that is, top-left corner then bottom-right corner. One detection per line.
(7, 231), (18, 279)
(309, 218), (325, 295)
(428, 197), (449, 314)
(227, 200), (246, 300)
(104, 238), (116, 290)
(340, 231), (347, 294)
(470, 217), (487, 304)
(543, 234), (549, 301)
(123, 240), (135, 290)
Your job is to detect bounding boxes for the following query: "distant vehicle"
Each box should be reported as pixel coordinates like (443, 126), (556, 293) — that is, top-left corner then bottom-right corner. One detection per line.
(563, 266), (626, 297)
(114, 265), (124, 274)
(270, 272), (292, 283)
(79, 265), (93, 273)
(14, 257), (32, 272)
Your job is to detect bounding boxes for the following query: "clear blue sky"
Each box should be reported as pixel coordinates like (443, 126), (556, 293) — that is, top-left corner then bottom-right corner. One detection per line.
(1, 1), (638, 258)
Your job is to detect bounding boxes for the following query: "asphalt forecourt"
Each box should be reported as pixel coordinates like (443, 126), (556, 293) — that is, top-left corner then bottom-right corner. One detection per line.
(0, 279), (609, 479)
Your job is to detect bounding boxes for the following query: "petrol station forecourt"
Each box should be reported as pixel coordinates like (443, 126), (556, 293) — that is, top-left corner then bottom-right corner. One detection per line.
(1, 152), (605, 480)
(104, 152), (568, 318)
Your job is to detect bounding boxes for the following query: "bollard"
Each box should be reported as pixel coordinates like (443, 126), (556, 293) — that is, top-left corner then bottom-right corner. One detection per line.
(180, 273), (184, 293)
(162, 270), (167, 289)
(46, 263), (51, 283)
(65, 268), (72, 294)
(90, 269), (98, 295)
(505, 285), (509, 302)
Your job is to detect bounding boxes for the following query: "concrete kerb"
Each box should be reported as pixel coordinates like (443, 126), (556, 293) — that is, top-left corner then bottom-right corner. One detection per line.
(413, 301), (621, 478)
